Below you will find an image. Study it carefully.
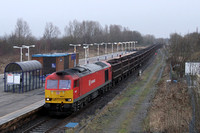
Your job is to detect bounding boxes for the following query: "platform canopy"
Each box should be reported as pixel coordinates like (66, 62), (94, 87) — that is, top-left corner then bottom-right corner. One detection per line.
(5, 60), (42, 73)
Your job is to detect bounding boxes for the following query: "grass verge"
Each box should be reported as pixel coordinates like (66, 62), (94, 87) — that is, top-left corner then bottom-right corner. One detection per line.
(144, 63), (192, 132)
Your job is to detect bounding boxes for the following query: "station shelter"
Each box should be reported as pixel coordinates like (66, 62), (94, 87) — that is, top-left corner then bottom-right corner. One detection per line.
(4, 60), (43, 93)
(32, 53), (79, 75)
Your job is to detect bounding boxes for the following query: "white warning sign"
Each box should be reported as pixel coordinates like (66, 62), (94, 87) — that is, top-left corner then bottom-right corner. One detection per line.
(185, 62), (200, 75)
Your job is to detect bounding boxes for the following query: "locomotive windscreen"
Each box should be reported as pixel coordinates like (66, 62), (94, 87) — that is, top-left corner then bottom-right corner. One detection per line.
(46, 79), (71, 89)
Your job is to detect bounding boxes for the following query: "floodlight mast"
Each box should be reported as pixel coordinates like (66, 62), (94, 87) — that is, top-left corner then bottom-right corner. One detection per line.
(22, 45), (35, 61)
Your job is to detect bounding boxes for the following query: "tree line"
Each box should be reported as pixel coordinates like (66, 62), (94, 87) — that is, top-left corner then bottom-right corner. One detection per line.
(168, 32), (200, 77)
(0, 18), (165, 56)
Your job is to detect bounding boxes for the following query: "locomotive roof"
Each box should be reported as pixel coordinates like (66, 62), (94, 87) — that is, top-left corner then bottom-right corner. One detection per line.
(56, 61), (109, 77)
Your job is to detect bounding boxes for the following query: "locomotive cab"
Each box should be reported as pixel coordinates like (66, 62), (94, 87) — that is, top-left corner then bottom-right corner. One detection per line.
(44, 61), (112, 113)
(44, 71), (79, 112)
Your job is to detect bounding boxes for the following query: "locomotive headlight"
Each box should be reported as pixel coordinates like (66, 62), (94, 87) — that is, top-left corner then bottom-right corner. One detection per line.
(46, 98), (52, 101)
(65, 98), (72, 101)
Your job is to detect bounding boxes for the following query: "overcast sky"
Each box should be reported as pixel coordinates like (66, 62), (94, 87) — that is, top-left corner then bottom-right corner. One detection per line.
(0, 0), (199, 38)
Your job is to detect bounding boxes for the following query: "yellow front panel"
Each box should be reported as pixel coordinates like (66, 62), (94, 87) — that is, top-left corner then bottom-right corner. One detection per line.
(45, 89), (73, 103)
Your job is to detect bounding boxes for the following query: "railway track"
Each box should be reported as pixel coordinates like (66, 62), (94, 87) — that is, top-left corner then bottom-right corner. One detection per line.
(15, 89), (107, 133)
(17, 115), (68, 133)
(22, 117), (57, 133)
(18, 98), (102, 133)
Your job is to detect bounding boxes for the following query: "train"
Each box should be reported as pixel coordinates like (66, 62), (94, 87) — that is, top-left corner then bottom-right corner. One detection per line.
(44, 44), (162, 113)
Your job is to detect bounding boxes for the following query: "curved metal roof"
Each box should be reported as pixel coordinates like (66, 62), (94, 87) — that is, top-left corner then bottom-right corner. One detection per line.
(5, 60), (42, 72)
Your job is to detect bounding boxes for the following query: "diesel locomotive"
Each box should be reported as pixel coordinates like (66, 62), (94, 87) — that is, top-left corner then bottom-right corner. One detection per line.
(44, 44), (161, 112)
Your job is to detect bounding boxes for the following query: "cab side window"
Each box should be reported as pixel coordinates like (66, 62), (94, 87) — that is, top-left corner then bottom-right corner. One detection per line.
(74, 79), (79, 88)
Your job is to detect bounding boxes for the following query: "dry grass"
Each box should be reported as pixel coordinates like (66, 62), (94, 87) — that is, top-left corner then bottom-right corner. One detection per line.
(145, 65), (192, 132)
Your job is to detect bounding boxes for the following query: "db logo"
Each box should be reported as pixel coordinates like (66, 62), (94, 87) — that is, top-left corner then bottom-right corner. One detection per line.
(89, 79), (96, 86)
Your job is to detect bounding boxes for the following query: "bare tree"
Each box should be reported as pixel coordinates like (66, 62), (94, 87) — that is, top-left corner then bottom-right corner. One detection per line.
(14, 18), (32, 45)
(143, 34), (155, 45)
(43, 22), (61, 39)
(43, 22), (61, 52)
(168, 33), (196, 77)
(109, 25), (122, 42)
(64, 20), (103, 44)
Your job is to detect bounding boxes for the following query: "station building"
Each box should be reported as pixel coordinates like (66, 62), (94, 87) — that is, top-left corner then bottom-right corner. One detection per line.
(32, 53), (79, 75)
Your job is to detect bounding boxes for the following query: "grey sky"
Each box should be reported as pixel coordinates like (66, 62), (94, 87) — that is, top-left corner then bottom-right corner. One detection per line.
(0, 0), (199, 38)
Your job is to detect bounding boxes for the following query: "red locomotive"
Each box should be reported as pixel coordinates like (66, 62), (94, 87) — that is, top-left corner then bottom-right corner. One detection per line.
(44, 44), (161, 113)
(44, 61), (112, 112)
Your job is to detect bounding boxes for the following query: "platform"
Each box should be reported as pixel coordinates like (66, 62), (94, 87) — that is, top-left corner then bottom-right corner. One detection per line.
(0, 83), (45, 129)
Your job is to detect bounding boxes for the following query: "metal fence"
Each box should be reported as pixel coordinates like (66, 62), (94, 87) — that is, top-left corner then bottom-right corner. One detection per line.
(186, 75), (200, 133)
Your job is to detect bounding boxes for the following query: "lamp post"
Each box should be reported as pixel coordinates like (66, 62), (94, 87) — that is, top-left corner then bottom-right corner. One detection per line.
(128, 42), (131, 52)
(83, 44), (93, 63)
(69, 44), (81, 53)
(22, 45), (35, 61)
(111, 43), (114, 58)
(116, 42), (119, 53)
(13, 46), (23, 62)
(114, 42), (118, 57)
(83, 46), (88, 64)
(130, 41), (133, 51)
(103, 43), (108, 54)
(133, 41), (138, 50)
(120, 42), (123, 55)
(94, 43), (103, 61)
(124, 42), (127, 54)
(117, 42), (121, 56)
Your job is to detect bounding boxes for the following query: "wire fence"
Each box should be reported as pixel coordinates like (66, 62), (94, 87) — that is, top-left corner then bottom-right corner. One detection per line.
(186, 75), (200, 133)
